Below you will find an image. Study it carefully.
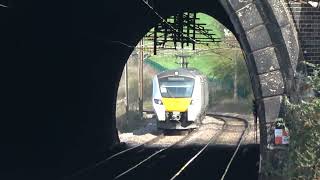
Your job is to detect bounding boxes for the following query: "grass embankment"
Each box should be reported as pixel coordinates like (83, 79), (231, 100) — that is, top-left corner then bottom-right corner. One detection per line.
(146, 51), (231, 80)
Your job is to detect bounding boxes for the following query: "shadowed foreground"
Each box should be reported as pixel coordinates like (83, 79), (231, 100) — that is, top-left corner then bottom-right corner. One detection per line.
(74, 144), (259, 180)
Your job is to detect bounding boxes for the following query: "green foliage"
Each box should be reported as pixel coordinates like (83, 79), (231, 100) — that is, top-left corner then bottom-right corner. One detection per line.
(144, 58), (168, 72)
(147, 52), (230, 80)
(304, 62), (320, 91)
(210, 50), (252, 99)
(197, 13), (224, 39)
(282, 62), (320, 179)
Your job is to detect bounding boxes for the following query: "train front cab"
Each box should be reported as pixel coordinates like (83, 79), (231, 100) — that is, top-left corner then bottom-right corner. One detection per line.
(152, 73), (208, 130)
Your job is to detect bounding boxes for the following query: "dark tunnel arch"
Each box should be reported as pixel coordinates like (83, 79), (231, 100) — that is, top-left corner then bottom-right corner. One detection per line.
(1, 0), (300, 179)
(112, 0), (300, 178)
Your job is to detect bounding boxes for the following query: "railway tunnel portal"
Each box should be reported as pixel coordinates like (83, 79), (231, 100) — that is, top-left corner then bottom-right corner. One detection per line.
(1, 0), (301, 179)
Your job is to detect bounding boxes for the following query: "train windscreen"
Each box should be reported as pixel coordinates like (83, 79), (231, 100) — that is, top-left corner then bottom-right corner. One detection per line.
(158, 76), (195, 98)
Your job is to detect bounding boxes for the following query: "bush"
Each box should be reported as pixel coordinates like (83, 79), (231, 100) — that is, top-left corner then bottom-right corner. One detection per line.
(282, 62), (320, 179)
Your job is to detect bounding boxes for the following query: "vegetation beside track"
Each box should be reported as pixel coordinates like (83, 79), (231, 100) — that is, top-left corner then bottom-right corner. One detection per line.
(283, 63), (320, 179)
(265, 62), (320, 179)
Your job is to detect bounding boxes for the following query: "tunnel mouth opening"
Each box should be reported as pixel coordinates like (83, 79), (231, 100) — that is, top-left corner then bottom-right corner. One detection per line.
(110, 13), (260, 179)
(112, 11), (260, 180)
(115, 11), (259, 147)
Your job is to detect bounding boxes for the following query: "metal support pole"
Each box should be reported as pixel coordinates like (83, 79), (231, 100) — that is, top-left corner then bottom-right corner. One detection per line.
(124, 63), (129, 125)
(187, 12), (190, 46)
(192, 12), (196, 50)
(174, 15), (177, 49)
(154, 25), (157, 55)
(178, 12), (184, 49)
(180, 57), (184, 68)
(164, 18), (168, 46)
(138, 39), (144, 120)
(233, 51), (238, 102)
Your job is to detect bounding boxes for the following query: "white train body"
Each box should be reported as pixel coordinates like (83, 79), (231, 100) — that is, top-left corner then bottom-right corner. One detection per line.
(152, 68), (209, 130)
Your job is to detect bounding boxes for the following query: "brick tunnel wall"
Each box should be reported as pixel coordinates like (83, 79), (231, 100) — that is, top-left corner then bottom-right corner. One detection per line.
(286, 1), (320, 68)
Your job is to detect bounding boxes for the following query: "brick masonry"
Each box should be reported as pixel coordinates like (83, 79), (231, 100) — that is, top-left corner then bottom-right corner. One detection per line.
(286, 1), (320, 66)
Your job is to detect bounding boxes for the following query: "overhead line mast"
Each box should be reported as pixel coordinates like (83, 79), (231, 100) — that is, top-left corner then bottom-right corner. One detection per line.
(145, 12), (221, 55)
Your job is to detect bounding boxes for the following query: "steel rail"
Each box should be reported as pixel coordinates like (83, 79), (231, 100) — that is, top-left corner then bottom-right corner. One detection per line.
(169, 113), (249, 180)
(0, 4), (8, 8)
(113, 128), (200, 179)
(105, 133), (165, 161)
(209, 113), (249, 180)
(169, 115), (227, 180)
(63, 133), (165, 179)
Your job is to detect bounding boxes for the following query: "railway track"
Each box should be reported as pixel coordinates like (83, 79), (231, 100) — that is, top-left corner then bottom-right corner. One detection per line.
(63, 134), (165, 180)
(170, 113), (250, 180)
(113, 113), (249, 180)
(64, 113), (253, 180)
(206, 113), (249, 180)
(64, 127), (200, 180)
(113, 128), (200, 179)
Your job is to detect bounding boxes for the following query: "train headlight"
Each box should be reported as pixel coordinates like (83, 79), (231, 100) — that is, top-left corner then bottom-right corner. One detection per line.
(154, 99), (163, 105)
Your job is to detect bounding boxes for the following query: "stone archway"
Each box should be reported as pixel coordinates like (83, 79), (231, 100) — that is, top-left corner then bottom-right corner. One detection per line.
(220, 0), (299, 176)
(216, 1), (300, 178)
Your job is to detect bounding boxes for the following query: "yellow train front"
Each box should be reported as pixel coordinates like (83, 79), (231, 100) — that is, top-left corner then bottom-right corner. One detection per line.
(152, 68), (209, 130)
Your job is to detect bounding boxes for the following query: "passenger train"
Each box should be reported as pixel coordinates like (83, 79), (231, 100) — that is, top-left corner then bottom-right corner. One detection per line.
(152, 68), (209, 130)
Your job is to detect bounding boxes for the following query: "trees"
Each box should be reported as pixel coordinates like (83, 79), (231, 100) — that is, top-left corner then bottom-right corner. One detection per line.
(210, 49), (252, 101)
